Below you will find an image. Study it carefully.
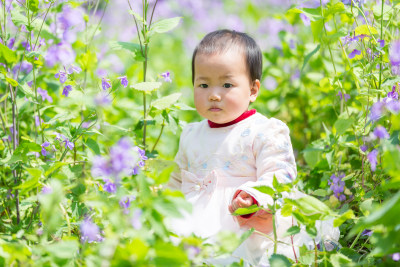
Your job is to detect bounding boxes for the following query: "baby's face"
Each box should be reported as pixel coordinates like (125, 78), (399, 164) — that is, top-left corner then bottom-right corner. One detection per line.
(193, 49), (259, 124)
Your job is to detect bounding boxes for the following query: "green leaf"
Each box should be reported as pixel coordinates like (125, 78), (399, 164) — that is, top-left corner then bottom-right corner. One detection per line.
(283, 225), (300, 237)
(6, 77), (18, 87)
(254, 185), (275, 196)
(334, 117), (354, 135)
(109, 41), (141, 52)
(0, 43), (17, 64)
(18, 83), (35, 99)
(361, 191), (400, 227)
(128, 10), (146, 24)
(131, 81), (162, 92)
(232, 204), (260, 216)
(330, 253), (354, 267)
(311, 19), (324, 42)
(306, 225), (317, 238)
(173, 103), (196, 111)
(269, 254), (291, 267)
(301, 44), (320, 73)
(46, 240), (79, 259)
(354, 24), (378, 36)
(26, 51), (42, 59)
(151, 93), (182, 110)
(334, 209), (354, 227)
(303, 148), (322, 169)
(149, 17), (182, 36)
(154, 242), (188, 267)
(324, 2), (345, 17)
(296, 195), (332, 216)
(27, 0), (39, 12)
(373, 4), (392, 20)
(84, 138), (100, 155)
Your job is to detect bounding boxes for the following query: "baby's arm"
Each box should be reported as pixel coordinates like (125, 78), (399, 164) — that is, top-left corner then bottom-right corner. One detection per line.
(235, 118), (296, 206)
(230, 119), (295, 233)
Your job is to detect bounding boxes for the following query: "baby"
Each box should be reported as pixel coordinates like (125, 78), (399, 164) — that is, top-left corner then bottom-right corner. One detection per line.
(168, 29), (333, 265)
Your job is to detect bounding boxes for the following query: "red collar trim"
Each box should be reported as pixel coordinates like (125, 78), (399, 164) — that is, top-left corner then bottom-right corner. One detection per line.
(208, 109), (256, 128)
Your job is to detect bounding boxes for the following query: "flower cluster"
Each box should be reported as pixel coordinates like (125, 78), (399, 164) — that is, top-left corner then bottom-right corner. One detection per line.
(91, 138), (147, 193)
(370, 85), (400, 121)
(328, 174), (346, 202)
(80, 217), (103, 243)
(55, 132), (74, 151)
(390, 40), (400, 75)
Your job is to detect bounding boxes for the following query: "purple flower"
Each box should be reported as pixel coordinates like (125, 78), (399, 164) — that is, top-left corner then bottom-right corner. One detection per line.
(118, 76), (128, 88)
(41, 141), (50, 156)
(35, 115), (41, 127)
(67, 65), (82, 74)
(161, 71), (172, 83)
(101, 77), (111, 90)
(186, 246), (201, 260)
(377, 39), (385, 48)
(80, 217), (102, 243)
(263, 76), (277, 91)
(131, 209), (142, 229)
(94, 93), (112, 106)
(41, 185), (53, 194)
(361, 229), (373, 237)
(386, 100), (400, 114)
(300, 13), (310, 26)
(370, 101), (385, 121)
(119, 196), (132, 210)
(91, 138), (141, 180)
(103, 179), (117, 193)
(132, 166), (140, 175)
(64, 139), (74, 150)
(393, 253), (400, 261)
(55, 132), (67, 141)
(328, 174), (346, 201)
(91, 156), (112, 178)
(37, 88), (53, 102)
(388, 86), (399, 100)
(373, 126), (390, 139)
(62, 85), (73, 97)
(21, 40), (31, 52)
(45, 42), (76, 67)
(55, 71), (68, 84)
(360, 144), (368, 152)
(367, 149), (378, 171)
(337, 91), (350, 101)
(7, 37), (15, 49)
(349, 49), (361, 59)
(390, 40), (400, 66)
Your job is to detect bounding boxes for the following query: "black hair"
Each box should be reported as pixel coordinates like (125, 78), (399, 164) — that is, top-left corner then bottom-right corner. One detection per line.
(191, 29), (262, 84)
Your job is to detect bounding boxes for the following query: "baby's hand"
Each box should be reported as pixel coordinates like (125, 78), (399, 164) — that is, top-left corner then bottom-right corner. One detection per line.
(228, 190), (254, 214)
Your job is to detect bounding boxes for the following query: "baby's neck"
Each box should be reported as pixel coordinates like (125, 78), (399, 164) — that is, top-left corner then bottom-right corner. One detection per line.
(208, 109), (256, 128)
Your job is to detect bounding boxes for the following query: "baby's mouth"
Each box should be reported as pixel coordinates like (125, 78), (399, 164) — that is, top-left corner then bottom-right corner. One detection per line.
(209, 107), (222, 112)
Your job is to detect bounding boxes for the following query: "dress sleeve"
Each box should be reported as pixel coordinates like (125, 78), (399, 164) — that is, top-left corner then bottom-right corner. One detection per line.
(234, 118), (297, 207)
(167, 125), (189, 190)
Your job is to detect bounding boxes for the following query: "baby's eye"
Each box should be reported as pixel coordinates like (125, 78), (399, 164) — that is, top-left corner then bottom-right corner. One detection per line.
(223, 83), (233, 88)
(199, 84), (208, 88)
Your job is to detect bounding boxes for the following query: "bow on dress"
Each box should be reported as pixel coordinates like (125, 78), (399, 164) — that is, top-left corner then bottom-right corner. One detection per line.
(181, 170), (218, 201)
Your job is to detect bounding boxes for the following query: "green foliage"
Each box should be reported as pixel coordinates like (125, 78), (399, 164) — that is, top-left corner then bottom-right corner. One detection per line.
(1, 0), (400, 265)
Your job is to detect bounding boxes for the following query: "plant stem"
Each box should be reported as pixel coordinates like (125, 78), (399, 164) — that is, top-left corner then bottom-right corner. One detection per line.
(151, 119), (165, 153)
(314, 239), (318, 267)
(272, 199), (277, 254)
(378, 0), (384, 91)
(350, 230), (362, 249)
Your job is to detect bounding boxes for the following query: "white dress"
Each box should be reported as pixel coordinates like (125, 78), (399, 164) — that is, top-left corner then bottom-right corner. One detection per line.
(168, 113), (338, 266)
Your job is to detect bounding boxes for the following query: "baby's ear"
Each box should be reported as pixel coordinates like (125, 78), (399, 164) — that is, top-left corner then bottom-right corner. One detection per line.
(250, 79), (260, 102)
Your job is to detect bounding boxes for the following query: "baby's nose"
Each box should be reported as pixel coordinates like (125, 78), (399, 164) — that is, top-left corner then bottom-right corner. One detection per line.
(209, 89), (221, 101)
